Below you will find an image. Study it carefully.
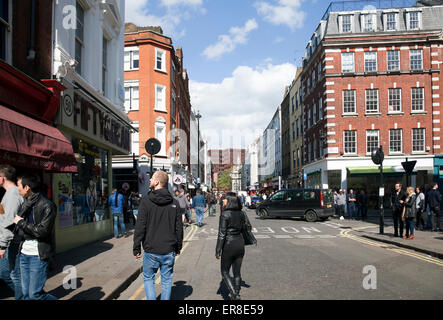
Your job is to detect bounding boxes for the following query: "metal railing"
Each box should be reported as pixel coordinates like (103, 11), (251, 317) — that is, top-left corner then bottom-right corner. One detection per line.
(321, 0), (418, 20)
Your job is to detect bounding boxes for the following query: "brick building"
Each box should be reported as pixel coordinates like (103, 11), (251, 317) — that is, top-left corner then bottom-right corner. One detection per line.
(301, 0), (442, 208)
(209, 149), (246, 174)
(113, 23), (192, 195)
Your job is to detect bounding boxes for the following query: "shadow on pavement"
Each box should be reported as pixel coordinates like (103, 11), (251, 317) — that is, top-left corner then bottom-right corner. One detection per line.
(69, 286), (105, 300)
(170, 281), (193, 300)
(48, 277), (85, 299)
(216, 279), (250, 300)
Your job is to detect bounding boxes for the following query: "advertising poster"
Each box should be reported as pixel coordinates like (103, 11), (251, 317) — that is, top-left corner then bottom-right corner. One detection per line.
(58, 173), (74, 228)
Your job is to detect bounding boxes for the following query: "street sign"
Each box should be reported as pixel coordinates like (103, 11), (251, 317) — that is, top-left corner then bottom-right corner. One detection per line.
(145, 138), (161, 155)
(379, 187), (384, 197)
(371, 146), (384, 165)
(401, 160), (417, 175)
(173, 175), (183, 185)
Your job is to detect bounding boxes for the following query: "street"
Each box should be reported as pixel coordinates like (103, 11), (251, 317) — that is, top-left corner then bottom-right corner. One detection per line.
(116, 207), (443, 300)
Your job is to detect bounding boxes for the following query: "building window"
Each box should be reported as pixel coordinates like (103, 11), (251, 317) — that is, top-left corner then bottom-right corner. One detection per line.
(0, 0), (10, 62)
(296, 118), (299, 138)
(386, 12), (397, 31)
(155, 117), (167, 156)
(171, 62), (176, 86)
(313, 103), (317, 123)
(410, 49), (423, 70)
(411, 87), (424, 112)
(291, 96), (295, 113)
(131, 122), (139, 156)
(388, 88), (402, 112)
(408, 11), (419, 30)
(319, 97), (323, 120)
(75, 1), (85, 75)
(318, 62), (322, 79)
(124, 82), (139, 111)
(155, 48), (166, 72)
(342, 52), (354, 73)
(365, 89), (379, 114)
(387, 50), (400, 71)
(102, 37), (108, 95)
(362, 14), (375, 32)
(389, 129), (402, 153)
(412, 128), (425, 152)
(292, 123), (295, 140)
(343, 90), (356, 114)
(341, 15), (352, 33)
(366, 130), (379, 154)
(171, 92), (176, 119)
(124, 47), (139, 71)
(155, 84), (167, 112)
(344, 130), (357, 154)
(364, 52), (377, 72)
(312, 71), (316, 88)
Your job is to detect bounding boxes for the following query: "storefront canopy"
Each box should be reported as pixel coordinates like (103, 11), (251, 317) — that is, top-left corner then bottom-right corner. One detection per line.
(0, 105), (77, 172)
(347, 166), (417, 177)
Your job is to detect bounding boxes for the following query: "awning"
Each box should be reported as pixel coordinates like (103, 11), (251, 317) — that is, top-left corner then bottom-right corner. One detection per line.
(0, 105), (77, 172)
(307, 169), (321, 176)
(347, 166), (417, 177)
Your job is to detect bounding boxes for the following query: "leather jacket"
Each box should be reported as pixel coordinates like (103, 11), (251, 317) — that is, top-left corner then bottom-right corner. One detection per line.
(15, 193), (56, 260)
(216, 210), (245, 257)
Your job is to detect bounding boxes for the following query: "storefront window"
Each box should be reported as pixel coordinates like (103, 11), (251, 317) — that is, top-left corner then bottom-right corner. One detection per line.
(327, 170), (341, 191)
(72, 138), (109, 225)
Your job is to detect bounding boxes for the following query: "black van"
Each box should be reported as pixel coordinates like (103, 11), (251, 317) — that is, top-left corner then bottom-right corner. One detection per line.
(255, 189), (335, 222)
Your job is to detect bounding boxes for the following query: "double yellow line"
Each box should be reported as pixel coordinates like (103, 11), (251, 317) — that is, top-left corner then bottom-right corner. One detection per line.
(341, 227), (443, 267)
(128, 223), (199, 300)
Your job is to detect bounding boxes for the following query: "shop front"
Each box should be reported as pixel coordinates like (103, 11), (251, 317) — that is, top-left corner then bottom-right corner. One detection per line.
(54, 81), (131, 253)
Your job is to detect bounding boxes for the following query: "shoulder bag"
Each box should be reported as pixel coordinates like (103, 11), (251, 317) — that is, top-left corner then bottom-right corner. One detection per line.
(241, 211), (257, 246)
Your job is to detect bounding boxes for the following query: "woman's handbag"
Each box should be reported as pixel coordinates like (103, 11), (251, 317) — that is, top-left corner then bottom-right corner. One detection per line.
(241, 211), (257, 246)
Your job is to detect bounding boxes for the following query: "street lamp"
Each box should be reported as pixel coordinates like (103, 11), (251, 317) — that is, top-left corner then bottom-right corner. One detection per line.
(195, 110), (202, 185)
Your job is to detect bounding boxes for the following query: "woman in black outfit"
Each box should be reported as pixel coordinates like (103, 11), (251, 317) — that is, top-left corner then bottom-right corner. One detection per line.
(216, 192), (246, 300)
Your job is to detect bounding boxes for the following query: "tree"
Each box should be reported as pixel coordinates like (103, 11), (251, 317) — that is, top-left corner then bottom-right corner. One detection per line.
(217, 168), (233, 191)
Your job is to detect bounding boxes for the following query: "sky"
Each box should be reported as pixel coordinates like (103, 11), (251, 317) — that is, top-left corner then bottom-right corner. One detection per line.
(125, 0), (328, 149)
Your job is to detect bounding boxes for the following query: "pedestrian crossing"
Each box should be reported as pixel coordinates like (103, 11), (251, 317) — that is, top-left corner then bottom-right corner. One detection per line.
(187, 234), (338, 241)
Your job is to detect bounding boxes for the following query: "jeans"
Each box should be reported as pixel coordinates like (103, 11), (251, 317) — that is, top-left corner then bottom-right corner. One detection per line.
(348, 203), (356, 219)
(405, 218), (415, 237)
(208, 204), (215, 216)
(143, 251), (175, 300)
(113, 213), (126, 237)
(195, 208), (205, 224)
(20, 254), (57, 300)
(0, 243), (23, 300)
(430, 206), (441, 231)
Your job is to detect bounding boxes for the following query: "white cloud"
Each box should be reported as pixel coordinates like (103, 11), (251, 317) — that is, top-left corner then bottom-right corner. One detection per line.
(202, 19), (258, 60)
(190, 62), (298, 149)
(255, 0), (306, 31)
(125, 0), (203, 40)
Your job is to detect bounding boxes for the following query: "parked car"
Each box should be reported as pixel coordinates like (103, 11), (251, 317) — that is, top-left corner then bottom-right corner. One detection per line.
(248, 196), (262, 209)
(256, 189), (334, 222)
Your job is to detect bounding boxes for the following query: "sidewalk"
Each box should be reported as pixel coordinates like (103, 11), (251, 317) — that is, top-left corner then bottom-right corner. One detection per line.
(350, 225), (443, 259)
(42, 224), (193, 300)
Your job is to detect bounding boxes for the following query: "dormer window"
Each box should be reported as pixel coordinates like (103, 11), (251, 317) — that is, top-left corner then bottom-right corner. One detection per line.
(385, 12), (398, 31)
(341, 15), (353, 33)
(362, 13), (376, 32)
(407, 10), (421, 30)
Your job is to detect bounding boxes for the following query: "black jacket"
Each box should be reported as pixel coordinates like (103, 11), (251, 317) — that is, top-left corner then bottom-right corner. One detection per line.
(427, 189), (442, 208)
(133, 188), (183, 256)
(15, 193), (56, 261)
(216, 210), (246, 257)
(391, 190), (407, 211)
(404, 194), (417, 218)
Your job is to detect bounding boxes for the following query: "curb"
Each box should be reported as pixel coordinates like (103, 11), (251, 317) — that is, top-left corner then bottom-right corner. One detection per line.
(359, 234), (443, 260)
(102, 223), (196, 300)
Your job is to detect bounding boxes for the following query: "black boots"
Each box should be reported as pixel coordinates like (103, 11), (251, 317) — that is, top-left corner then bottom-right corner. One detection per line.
(233, 277), (241, 300)
(222, 274), (241, 300)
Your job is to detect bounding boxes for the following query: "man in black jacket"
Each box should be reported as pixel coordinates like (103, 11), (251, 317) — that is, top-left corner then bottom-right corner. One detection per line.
(391, 183), (407, 238)
(427, 182), (442, 232)
(133, 171), (183, 300)
(13, 173), (57, 300)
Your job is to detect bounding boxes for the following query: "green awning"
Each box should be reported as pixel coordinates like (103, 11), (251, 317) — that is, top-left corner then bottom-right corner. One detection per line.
(307, 169), (321, 176)
(347, 166), (417, 176)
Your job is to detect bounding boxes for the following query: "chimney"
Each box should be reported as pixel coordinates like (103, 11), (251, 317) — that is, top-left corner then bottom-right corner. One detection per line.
(176, 46), (183, 70)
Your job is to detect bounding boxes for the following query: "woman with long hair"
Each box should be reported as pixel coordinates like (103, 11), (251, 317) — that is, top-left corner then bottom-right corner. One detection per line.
(215, 192), (246, 300)
(403, 187), (417, 240)
(415, 186), (425, 231)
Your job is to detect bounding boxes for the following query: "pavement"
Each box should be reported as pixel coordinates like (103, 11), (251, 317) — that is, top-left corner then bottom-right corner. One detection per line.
(0, 208), (441, 300)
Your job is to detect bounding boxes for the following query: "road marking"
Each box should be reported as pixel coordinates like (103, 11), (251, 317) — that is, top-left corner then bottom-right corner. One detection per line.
(274, 235), (293, 239)
(341, 227), (443, 267)
(128, 223), (199, 300)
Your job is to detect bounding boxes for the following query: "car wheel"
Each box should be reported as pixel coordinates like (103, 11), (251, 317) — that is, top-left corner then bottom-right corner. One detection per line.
(305, 210), (318, 222)
(259, 209), (268, 220)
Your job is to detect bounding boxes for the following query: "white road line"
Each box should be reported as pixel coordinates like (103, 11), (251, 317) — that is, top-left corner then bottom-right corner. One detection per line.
(274, 235), (293, 239)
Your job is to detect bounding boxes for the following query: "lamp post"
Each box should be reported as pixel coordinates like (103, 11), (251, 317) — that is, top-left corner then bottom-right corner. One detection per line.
(371, 146), (385, 235)
(195, 110), (202, 185)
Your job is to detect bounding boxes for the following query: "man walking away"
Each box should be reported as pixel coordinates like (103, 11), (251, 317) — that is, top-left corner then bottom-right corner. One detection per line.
(192, 190), (207, 227)
(207, 192), (216, 217)
(0, 165), (24, 300)
(428, 183), (442, 232)
(108, 188), (126, 238)
(175, 188), (190, 226)
(133, 171), (183, 300)
(13, 173), (57, 300)
(391, 183), (407, 237)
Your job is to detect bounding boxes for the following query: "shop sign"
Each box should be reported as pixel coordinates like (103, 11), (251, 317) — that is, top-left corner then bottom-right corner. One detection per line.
(59, 91), (130, 154)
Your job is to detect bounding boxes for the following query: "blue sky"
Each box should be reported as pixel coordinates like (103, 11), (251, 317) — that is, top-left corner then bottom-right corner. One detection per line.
(125, 0), (328, 148)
